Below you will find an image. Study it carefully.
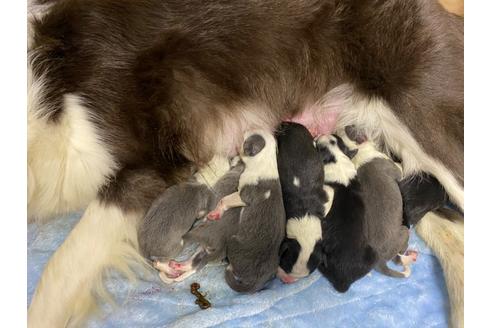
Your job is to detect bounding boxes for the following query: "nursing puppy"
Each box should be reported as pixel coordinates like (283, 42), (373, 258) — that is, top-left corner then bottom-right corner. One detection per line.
(275, 122), (327, 284)
(207, 130), (285, 293)
(315, 134), (375, 292)
(138, 156), (230, 282)
(161, 161), (245, 282)
(28, 0), (463, 325)
(340, 129), (417, 278)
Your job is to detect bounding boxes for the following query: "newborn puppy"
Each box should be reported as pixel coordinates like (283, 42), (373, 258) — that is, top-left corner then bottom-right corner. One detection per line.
(275, 122), (328, 284)
(341, 128), (417, 279)
(138, 156), (229, 282)
(164, 161), (245, 281)
(207, 130), (286, 293)
(315, 134), (376, 293)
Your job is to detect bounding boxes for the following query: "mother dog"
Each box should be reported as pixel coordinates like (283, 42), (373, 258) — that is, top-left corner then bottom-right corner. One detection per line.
(27, 0), (463, 327)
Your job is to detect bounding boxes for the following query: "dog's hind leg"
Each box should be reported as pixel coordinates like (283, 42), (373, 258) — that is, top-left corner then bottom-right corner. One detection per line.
(28, 167), (170, 327)
(415, 210), (464, 328)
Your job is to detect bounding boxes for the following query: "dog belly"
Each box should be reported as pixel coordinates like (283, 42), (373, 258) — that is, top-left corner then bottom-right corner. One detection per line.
(220, 84), (463, 210)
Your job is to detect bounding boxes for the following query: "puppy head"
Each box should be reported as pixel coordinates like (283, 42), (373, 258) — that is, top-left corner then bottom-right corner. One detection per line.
(315, 134), (357, 185)
(225, 235), (277, 293)
(277, 216), (323, 283)
(318, 245), (377, 293)
(315, 134), (358, 163)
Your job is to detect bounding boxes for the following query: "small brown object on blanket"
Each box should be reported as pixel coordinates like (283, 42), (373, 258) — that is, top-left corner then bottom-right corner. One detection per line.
(190, 282), (211, 310)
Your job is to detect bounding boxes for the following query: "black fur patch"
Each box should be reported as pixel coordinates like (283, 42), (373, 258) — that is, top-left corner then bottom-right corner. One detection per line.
(319, 180), (374, 292)
(278, 238), (301, 273)
(333, 135), (358, 159)
(399, 173), (450, 227)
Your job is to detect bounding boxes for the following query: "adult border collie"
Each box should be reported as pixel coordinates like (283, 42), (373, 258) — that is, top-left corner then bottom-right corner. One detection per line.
(27, 0), (463, 327)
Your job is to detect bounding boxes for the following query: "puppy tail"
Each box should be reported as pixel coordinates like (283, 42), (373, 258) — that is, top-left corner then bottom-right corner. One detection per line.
(28, 201), (152, 327)
(415, 210), (464, 328)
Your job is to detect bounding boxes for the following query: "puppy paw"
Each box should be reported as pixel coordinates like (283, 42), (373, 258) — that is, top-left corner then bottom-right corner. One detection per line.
(206, 210), (222, 221)
(169, 260), (184, 270)
(405, 250), (419, 262)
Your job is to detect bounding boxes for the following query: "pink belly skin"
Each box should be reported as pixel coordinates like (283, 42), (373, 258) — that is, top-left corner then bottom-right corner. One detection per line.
(285, 107), (339, 138)
(218, 98), (342, 157)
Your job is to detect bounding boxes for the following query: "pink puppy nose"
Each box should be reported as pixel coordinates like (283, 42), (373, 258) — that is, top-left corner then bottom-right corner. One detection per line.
(280, 274), (297, 284)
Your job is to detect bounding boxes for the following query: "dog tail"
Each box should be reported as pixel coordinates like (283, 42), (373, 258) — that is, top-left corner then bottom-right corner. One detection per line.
(415, 210), (464, 328)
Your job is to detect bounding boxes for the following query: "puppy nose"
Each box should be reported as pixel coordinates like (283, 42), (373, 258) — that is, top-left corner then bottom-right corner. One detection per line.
(280, 274), (297, 284)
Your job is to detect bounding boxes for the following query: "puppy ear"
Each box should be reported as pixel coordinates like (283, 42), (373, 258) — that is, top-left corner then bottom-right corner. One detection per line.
(243, 134), (266, 157)
(278, 240), (290, 256)
(346, 148), (358, 159)
(344, 125), (367, 144)
(344, 125), (359, 141)
(318, 147), (336, 164)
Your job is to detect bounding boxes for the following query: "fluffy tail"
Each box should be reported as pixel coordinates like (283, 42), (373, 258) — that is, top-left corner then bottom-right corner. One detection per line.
(28, 201), (151, 327)
(415, 210), (464, 328)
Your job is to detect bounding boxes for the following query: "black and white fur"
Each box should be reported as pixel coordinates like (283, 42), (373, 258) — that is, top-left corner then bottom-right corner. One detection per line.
(399, 173), (454, 227)
(27, 1), (463, 326)
(275, 122), (327, 283)
(340, 130), (416, 279)
(315, 134), (376, 293)
(207, 130), (286, 293)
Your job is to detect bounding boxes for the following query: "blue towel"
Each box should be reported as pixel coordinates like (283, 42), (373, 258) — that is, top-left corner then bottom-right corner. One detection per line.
(28, 212), (449, 327)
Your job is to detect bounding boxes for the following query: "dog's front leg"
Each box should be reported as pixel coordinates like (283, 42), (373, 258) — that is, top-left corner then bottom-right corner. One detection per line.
(28, 201), (145, 327)
(28, 167), (171, 327)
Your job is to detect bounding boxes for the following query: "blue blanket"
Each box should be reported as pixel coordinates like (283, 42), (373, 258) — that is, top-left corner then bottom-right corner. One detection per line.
(28, 213), (449, 327)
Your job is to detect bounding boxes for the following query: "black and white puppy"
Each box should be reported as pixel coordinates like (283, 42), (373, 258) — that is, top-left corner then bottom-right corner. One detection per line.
(138, 156), (230, 282)
(275, 122), (327, 284)
(315, 134), (376, 293)
(207, 130), (286, 293)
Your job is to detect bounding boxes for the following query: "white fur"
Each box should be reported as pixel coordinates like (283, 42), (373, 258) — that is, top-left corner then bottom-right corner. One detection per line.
(194, 155), (230, 187)
(205, 103), (277, 156)
(238, 129), (279, 189)
(293, 176), (300, 187)
(317, 135), (357, 186)
(286, 215), (322, 278)
(415, 211), (464, 328)
(338, 133), (390, 169)
(331, 87), (463, 210)
(323, 184), (335, 216)
(264, 190), (271, 199)
(28, 86), (118, 221)
(28, 201), (149, 327)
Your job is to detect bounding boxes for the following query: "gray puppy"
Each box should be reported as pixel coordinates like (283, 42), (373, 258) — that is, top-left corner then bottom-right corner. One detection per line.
(341, 128), (417, 278)
(163, 161), (245, 282)
(207, 130), (286, 292)
(137, 156), (230, 283)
